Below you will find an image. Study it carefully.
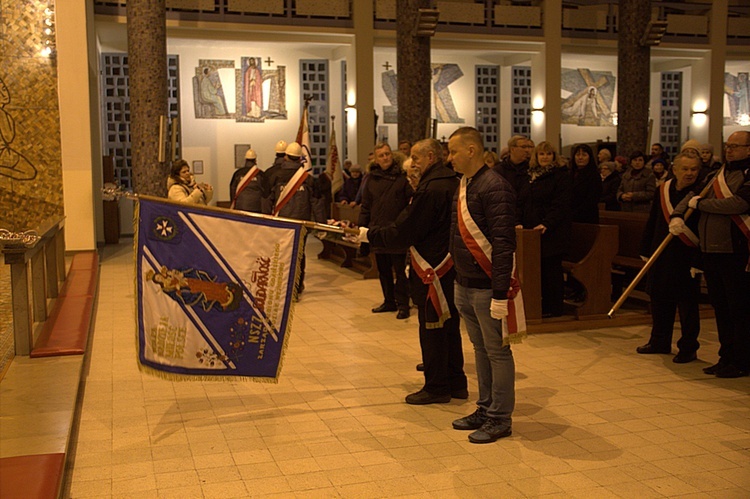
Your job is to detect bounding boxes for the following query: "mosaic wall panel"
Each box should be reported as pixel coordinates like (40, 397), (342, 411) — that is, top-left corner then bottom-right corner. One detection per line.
(561, 67), (616, 127)
(0, 1), (64, 233)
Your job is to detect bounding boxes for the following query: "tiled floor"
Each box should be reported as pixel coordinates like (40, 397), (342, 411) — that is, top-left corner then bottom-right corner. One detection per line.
(52, 238), (750, 497)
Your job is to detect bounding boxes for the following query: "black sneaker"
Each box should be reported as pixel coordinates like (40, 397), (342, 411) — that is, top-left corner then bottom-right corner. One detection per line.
(405, 389), (451, 405)
(703, 361), (726, 375)
(372, 303), (397, 313)
(715, 364), (749, 378)
(468, 418), (512, 444)
(452, 408), (487, 430)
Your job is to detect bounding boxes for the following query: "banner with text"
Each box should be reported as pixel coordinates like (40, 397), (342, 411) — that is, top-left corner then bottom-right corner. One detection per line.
(135, 196), (303, 382)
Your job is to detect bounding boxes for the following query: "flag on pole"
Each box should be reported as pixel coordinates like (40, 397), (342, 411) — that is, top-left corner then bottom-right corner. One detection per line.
(296, 100), (312, 168)
(135, 196), (304, 382)
(326, 126), (343, 196)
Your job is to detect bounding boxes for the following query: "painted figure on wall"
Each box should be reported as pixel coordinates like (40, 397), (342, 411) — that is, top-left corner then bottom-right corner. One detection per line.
(432, 63), (464, 124)
(0, 76), (37, 181)
(724, 72), (750, 125)
(561, 68), (616, 127)
(243, 57), (263, 120)
(193, 60), (234, 119)
(381, 69), (399, 124)
(200, 67), (228, 116)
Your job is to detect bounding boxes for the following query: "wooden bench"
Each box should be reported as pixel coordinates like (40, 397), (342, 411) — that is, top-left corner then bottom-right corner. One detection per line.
(31, 251), (99, 358)
(562, 223), (619, 319)
(317, 203), (378, 279)
(599, 211), (649, 301)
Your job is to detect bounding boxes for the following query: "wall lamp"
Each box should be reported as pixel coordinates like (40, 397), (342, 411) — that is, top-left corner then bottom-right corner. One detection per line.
(691, 109), (708, 126)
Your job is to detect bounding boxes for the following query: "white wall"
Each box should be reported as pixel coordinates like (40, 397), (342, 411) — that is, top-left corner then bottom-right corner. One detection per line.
(167, 38), (349, 203)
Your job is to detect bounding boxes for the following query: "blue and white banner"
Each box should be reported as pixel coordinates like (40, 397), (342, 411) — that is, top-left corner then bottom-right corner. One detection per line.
(135, 196), (304, 382)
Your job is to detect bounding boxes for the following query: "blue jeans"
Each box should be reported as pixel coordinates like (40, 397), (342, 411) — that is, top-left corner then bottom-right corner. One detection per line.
(454, 283), (515, 426)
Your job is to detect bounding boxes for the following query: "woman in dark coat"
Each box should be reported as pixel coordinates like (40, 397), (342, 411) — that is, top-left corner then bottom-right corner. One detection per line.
(570, 143), (603, 223)
(599, 161), (621, 211)
(516, 141), (572, 317)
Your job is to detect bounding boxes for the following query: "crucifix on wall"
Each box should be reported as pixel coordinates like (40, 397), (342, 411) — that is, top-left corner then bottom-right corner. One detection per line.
(383, 61), (392, 71)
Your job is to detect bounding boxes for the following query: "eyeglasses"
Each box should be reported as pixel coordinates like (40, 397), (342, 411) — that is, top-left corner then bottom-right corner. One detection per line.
(724, 144), (750, 150)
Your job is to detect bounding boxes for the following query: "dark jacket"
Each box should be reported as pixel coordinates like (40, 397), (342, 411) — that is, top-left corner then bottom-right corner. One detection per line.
(358, 158), (412, 254)
(617, 167), (656, 212)
(570, 163), (603, 223)
(336, 175), (363, 203)
(493, 157), (529, 196)
(368, 161), (458, 270)
(600, 171), (621, 211)
(450, 166), (516, 300)
(264, 158), (326, 222)
(640, 179), (701, 297)
(233, 169), (265, 213)
(516, 165), (572, 257)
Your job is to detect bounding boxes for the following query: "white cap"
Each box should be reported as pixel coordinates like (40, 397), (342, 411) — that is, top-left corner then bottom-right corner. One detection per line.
(681, 139), (701, 153)
(285, 142), (302, 158)
(244, 149), (257, 160)
(275, 140), (288, 154)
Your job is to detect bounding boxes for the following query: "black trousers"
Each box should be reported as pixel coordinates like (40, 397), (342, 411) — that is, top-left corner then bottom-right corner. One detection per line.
(648, 279), (700, 354)
(703, 253), (750, 371)
(541, 254), (564, 316)
(412, 269), (467, 396)
(375, 252), (409, 310)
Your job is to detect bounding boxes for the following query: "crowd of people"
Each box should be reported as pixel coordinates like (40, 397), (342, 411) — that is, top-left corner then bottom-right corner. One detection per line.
(164, 127), (750, 444)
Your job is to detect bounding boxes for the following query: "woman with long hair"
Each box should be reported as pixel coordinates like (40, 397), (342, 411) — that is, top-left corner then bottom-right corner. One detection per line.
(516, 141), (572, 317)
(167, 159), (213, 205)
(569, 143), (603, 223)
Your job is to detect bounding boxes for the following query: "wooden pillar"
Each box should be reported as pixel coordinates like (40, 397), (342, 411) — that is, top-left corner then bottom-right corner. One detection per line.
(352, 0), (375, 164)
(708, 0), (728, 148)
(617, 0), (651, 156)
(397, 0), (432, 144)
(127, 0), (169, 197)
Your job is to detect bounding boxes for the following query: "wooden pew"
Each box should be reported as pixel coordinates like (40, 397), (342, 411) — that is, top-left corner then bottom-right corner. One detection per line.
(562, 223), (619, 319)
(514, 228), (542, 324)
(317, 203), (378, 279)
(598, 211), (649, 300)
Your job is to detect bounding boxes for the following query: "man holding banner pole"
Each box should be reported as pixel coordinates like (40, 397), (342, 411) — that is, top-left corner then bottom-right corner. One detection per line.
(447, 127), (526, 443)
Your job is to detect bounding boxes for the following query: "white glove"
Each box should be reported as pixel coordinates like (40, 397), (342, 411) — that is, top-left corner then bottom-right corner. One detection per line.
(688, 196), (701, 209)
(490, 299), (509, 320)
(690, 267), (703, 278)
(668, 218), (687, 236)
(640, 255), (648, 262)
(358, 227), (369, 244)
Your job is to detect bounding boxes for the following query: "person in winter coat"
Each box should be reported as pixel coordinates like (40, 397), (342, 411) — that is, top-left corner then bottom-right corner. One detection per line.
(167, 159), (213, 205)
(336, 164), (363, 205)
(358, 142), (413, 319)
(636, 153), (702, 363)
(570, 143), (603, 223)
(516, 141), (572, 317)
(230, 148), (264, 213)
(599, 161), (621, 211)
(617, 151), (656, 212)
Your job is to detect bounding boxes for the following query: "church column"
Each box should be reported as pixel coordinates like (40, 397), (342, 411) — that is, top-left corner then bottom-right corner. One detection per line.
(534, 0), (561, 147)
(397, 0), (432, 144)
(617, 0), (651, 156)
(352, 0), (375, 165)
(127, 0), (168, 196)
(708, 0), (728, 147)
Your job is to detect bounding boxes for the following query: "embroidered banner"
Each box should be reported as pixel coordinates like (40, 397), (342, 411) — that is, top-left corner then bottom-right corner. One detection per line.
(135, 196), (304, 382)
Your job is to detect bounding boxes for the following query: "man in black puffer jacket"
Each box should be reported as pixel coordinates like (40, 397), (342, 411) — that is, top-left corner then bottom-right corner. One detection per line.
(358, 142), (413, 319)
(358, 138), (468, 405)
(448, 127), (520, 444)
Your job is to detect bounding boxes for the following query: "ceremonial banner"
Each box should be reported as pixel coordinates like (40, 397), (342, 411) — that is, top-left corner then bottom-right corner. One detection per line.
(296, 102), (312, 166)
(135, 196), (304, 382)
(326, 127), (343, 196)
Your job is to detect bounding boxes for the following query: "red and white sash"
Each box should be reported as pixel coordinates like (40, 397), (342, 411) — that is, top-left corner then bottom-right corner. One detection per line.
(714, 169), (750, 271)
(410, 248), (453, 329)
(457, 176), (527, 343)
(659, 179), (698, 247)
(229, 166), (260, 210)
(273, 166), (310, 216)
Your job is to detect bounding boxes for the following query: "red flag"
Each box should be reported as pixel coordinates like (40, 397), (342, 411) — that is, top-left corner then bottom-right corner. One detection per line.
(296, 102), (311, 168)
(326, 127), (343, 195)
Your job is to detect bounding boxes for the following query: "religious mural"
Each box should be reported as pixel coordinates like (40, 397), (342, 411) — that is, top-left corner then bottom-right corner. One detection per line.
(561, 68), (616, 127)
(192, 57), (287, 122)
(380, 63), (466, 124)
(724, 72), (750, 126)
(432, 63), (465, 124)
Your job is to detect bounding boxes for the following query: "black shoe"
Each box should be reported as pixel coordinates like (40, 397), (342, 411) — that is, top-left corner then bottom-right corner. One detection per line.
(372, 303), (397, 313)
(703, 361), (726, 375)
(468, 418), (512, 444)
(451, 388), (469, 400)
(416, 363), (424, 372)
(715, 364), (749, 378)
(636, 343), (671, 354)
(453, 408), (487, 430)
(396, 308), (410, 320)
(405, 389), (451, 405)
(672, 351), (697, 364)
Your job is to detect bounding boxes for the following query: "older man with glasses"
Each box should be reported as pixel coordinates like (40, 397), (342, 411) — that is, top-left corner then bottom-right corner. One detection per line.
(669, 130), (750, 378)
(494, 135), (534, 196)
